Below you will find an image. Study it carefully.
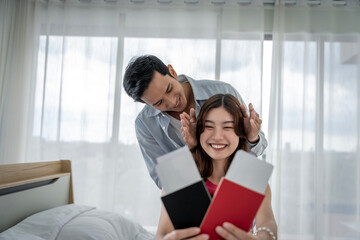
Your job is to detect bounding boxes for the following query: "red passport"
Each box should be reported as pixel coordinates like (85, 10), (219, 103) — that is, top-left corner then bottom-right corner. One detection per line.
(200, 178), (265, 240)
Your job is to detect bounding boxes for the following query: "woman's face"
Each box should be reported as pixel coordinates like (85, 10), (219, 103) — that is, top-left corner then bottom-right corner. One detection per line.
(199, 107), (239, 163)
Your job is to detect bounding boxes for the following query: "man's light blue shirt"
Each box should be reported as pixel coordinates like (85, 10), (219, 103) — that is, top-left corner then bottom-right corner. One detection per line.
(135, 75), (268, 188)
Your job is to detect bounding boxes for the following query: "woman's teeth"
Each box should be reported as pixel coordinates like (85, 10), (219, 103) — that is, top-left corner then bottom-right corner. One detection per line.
(211, 144), (226, 149)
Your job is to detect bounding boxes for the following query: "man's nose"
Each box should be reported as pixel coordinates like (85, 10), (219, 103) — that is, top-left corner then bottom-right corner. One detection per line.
(165, 94), (177, 108)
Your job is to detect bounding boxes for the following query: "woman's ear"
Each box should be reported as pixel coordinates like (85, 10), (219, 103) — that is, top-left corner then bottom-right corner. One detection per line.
(168, 64), (178, 79)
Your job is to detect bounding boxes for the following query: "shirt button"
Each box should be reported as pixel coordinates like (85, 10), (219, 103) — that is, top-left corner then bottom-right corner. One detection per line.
(162, 126), (165, 130)
(157, 116), (160, 119)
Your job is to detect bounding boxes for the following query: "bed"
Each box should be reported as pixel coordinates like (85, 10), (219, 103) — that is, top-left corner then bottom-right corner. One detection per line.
(0, 160), (154, 240)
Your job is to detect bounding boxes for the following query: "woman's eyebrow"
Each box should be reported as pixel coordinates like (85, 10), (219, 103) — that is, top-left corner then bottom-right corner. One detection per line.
(223, 121), (234, 124)
(204, 120), (234, 124)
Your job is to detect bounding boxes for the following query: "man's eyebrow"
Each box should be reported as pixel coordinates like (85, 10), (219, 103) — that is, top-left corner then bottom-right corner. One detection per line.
(152, 100), (161, 106)
(165, 83), (171, 93)
(152, 83), (170, 106)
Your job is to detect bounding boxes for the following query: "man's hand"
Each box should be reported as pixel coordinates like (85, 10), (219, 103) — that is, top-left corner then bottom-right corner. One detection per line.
(240, 103), (262, 143)
(180, 108), (197, 150)
(162, 227), (209, 240)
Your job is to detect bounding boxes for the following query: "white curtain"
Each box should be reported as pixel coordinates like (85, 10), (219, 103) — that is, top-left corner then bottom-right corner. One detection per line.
(268, 3), (360, 240)
(1, 0), (360, 238)
(0, 0), (36, 164)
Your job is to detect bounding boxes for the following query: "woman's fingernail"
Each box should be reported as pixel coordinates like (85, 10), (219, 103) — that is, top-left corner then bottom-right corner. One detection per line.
(202, 235), (209, 240)
(223, 222), (232, 228)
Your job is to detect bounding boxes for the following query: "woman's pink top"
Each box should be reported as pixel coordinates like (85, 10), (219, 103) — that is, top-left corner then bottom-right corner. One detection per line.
(205, 179), (218, 196)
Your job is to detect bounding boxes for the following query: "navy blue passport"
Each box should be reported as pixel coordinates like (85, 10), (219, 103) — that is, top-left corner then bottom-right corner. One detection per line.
(161, 180), (211, 229)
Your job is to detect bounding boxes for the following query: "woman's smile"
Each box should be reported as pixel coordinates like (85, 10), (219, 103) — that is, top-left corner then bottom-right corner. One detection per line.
(209, 143), (228, 150)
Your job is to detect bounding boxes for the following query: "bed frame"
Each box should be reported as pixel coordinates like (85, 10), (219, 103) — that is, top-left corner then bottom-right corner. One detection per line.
(0, 160), (74, 233)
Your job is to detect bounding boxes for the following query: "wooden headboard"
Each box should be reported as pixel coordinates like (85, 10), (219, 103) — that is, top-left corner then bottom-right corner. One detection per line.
(0, 160), (74, 233)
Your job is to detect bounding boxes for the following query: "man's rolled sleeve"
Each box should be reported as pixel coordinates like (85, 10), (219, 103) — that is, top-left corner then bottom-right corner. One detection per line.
(247, 131), (268, 156)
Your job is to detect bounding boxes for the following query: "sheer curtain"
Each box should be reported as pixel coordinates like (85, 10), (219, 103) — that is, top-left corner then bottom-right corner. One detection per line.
(0, 0), (36, 164)
(268, 2), (360, 239)
(3, 0), (359, 237)
(0, 0), (267, 231)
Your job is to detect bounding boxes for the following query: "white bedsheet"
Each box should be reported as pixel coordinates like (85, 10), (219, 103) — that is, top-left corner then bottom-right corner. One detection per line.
(0, 204), (155, 240)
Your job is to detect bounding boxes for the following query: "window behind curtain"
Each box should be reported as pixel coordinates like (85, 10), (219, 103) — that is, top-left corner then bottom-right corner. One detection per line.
(277, 37), (359, 240)
(25, 2), (270, 231)
(31, 35), (267, 230)
(31, 33), (359, 239)
(34, 36), (117, 143)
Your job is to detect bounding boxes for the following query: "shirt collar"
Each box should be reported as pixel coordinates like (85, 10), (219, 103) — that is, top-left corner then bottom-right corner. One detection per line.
(178, 75), (209, 101)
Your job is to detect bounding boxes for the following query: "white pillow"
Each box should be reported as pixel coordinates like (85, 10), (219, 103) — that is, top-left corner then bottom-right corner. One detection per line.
(58, 208), (154, 240)
(0, 204), (94, 240)
(0, 204), (154, 240)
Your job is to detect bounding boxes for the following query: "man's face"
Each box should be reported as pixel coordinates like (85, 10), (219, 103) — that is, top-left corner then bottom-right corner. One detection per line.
(141, 71), (188, 113)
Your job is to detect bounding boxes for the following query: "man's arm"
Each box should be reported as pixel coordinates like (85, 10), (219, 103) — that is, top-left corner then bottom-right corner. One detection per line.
(135, 117), (166, 189)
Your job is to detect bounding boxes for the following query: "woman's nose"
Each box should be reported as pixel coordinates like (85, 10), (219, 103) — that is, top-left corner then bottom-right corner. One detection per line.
(213, 128), (224, 139)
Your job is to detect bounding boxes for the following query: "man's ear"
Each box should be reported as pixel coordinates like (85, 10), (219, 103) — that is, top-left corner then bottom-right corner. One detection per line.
(168, 64), (178, 79)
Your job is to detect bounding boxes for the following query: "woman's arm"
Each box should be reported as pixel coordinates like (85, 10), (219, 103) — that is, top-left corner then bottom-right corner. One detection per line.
(155, 189), (209, 240)
(155, 190), (175, 239)
(253, 184), (277, 239)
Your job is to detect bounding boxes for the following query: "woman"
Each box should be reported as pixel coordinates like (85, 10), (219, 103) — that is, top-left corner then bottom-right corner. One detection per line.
(155, 94), (277, 240)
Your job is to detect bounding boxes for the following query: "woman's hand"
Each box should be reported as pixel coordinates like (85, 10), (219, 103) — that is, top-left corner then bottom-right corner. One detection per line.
(162, 227), (209, 240)
(215, 222), (263, 240)
(180, 108), (197, 150)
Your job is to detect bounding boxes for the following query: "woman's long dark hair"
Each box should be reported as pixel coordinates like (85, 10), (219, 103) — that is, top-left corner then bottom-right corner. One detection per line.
(192, 94), (249, 179)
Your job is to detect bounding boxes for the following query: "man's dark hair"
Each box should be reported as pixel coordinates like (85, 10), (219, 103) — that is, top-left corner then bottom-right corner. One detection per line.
(123, 55), (172, 103)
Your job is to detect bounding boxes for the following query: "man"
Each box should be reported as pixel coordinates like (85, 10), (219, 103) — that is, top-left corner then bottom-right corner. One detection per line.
(123, 55), (267, 189)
